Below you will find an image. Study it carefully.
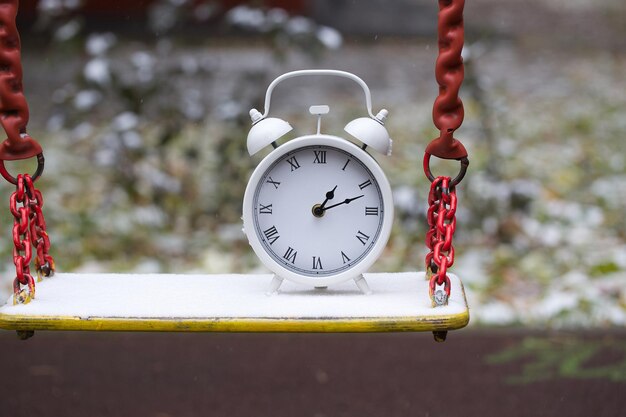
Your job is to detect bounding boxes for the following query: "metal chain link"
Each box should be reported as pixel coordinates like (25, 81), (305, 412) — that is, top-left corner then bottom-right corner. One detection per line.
(11, 174), (55, 304)
(425, 176), (457, 307)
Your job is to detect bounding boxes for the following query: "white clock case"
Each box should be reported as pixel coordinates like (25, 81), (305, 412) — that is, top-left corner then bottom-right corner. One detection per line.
(242, 134), (394, 287)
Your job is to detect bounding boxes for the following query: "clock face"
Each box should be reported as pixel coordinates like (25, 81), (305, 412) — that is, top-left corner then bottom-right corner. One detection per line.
(243, 135), (393, 286)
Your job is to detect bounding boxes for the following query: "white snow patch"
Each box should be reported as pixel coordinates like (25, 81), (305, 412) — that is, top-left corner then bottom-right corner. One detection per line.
(227, 6), (265, 29)
(180, 56), (199, 75)
(286, 16), (313, 35)
(84, 58), (111, 85)
(112, 112), (139, 132)
(121, 131), (143, 149)
(317, 26), (342, 49)
(54, 19), (81, 42)
(71, 122), (94, 141)
(86, 33), (117, 56)
(266, 8), (288, 26)
(0, 272), (468, 319)
(475, 301), (516, 325)
(536, 291), (579, 319)
(393, 185), (418, 213)
(131, 51), (155, 69)
(74, 90), (102, 111)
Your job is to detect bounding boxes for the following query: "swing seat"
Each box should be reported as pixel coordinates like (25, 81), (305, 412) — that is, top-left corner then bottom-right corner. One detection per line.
(0, 272), (469, 335)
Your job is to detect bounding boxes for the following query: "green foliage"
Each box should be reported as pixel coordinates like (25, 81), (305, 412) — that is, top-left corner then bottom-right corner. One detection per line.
(589, 262), (621, 277)
(486, 336), (626, 384)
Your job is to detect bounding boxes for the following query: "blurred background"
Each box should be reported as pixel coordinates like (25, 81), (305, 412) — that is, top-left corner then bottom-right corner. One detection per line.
(1, 0), (625, 329)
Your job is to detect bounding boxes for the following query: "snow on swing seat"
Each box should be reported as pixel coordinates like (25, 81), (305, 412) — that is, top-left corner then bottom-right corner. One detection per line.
(0, 272), (469, 333)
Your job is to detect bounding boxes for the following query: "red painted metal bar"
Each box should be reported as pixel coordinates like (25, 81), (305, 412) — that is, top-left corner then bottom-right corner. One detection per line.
(0, 0), (42, 163)
(426, 0), (468, 161)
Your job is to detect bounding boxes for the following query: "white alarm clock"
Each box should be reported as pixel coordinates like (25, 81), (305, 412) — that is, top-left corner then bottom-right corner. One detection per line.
(242, 70), (394, 294)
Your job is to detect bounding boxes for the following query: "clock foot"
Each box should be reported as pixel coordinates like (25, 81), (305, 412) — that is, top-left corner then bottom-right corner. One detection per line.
(266, 275), (283, 295)
(354, 275), (372, 295)
(314, 286), (328, 290)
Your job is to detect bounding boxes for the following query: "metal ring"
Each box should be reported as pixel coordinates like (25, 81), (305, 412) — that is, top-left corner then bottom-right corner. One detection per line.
(0, 153), (45, 185)
(423, 153), (469, 188)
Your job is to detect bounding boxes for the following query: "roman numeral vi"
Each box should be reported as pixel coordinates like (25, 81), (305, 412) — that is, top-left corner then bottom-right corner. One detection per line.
(312, 256), (323, 270)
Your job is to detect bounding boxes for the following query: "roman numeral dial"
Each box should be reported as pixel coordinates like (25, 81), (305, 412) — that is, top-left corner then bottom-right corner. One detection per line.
(259, 203), (273, 214)
(365, 207), (379, 216)
(286, 156), (300, 171)
(283, 247), (297, 264)
(262, 226), (280, 245)
(356, 230), (370, 245)
(313, 150), (327, 164)
(358, 179), (372, 190)
(248, 141), (391, 281)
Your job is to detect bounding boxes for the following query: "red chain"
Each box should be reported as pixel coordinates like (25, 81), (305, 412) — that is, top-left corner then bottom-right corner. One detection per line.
(10, 174), (54, 304)
(0, 1), (54, 304)
(424, 0), (468, 307)
(425, 177), (457, 306)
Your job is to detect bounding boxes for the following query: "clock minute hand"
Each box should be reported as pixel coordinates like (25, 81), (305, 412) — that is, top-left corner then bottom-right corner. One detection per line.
(322, 195), (364, 211)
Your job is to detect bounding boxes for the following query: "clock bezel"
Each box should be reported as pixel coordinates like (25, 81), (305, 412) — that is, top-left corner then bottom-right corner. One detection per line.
(242, 134), (394, 286)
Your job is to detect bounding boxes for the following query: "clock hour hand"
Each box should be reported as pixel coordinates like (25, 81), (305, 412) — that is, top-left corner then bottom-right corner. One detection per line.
(313, 185), (337, 217)
(319, 185), (337, 210)
(322, 195), (364, 211)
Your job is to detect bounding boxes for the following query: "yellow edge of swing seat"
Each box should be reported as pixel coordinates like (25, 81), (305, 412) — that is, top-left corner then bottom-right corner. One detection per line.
(0, 272), (469, 333)
(0, 313), (469, 333)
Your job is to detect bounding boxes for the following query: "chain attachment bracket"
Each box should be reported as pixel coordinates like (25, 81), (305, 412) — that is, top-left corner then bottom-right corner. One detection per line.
(423, 153), (469, 188)
(0, 152), (45, 185)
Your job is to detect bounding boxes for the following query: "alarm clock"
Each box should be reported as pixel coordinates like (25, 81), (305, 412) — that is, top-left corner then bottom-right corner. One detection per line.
(242, 70), (394, 294)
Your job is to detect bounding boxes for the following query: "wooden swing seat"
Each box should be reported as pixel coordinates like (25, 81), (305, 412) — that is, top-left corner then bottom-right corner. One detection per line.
(0, 272), (469, 334)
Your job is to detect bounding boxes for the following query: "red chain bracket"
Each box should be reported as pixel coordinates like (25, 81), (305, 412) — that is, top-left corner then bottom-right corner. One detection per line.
(424, 0), (469, 307)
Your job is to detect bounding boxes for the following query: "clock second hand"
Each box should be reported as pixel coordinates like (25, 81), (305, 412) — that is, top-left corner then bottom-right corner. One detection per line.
(322, 195), (364, 211)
